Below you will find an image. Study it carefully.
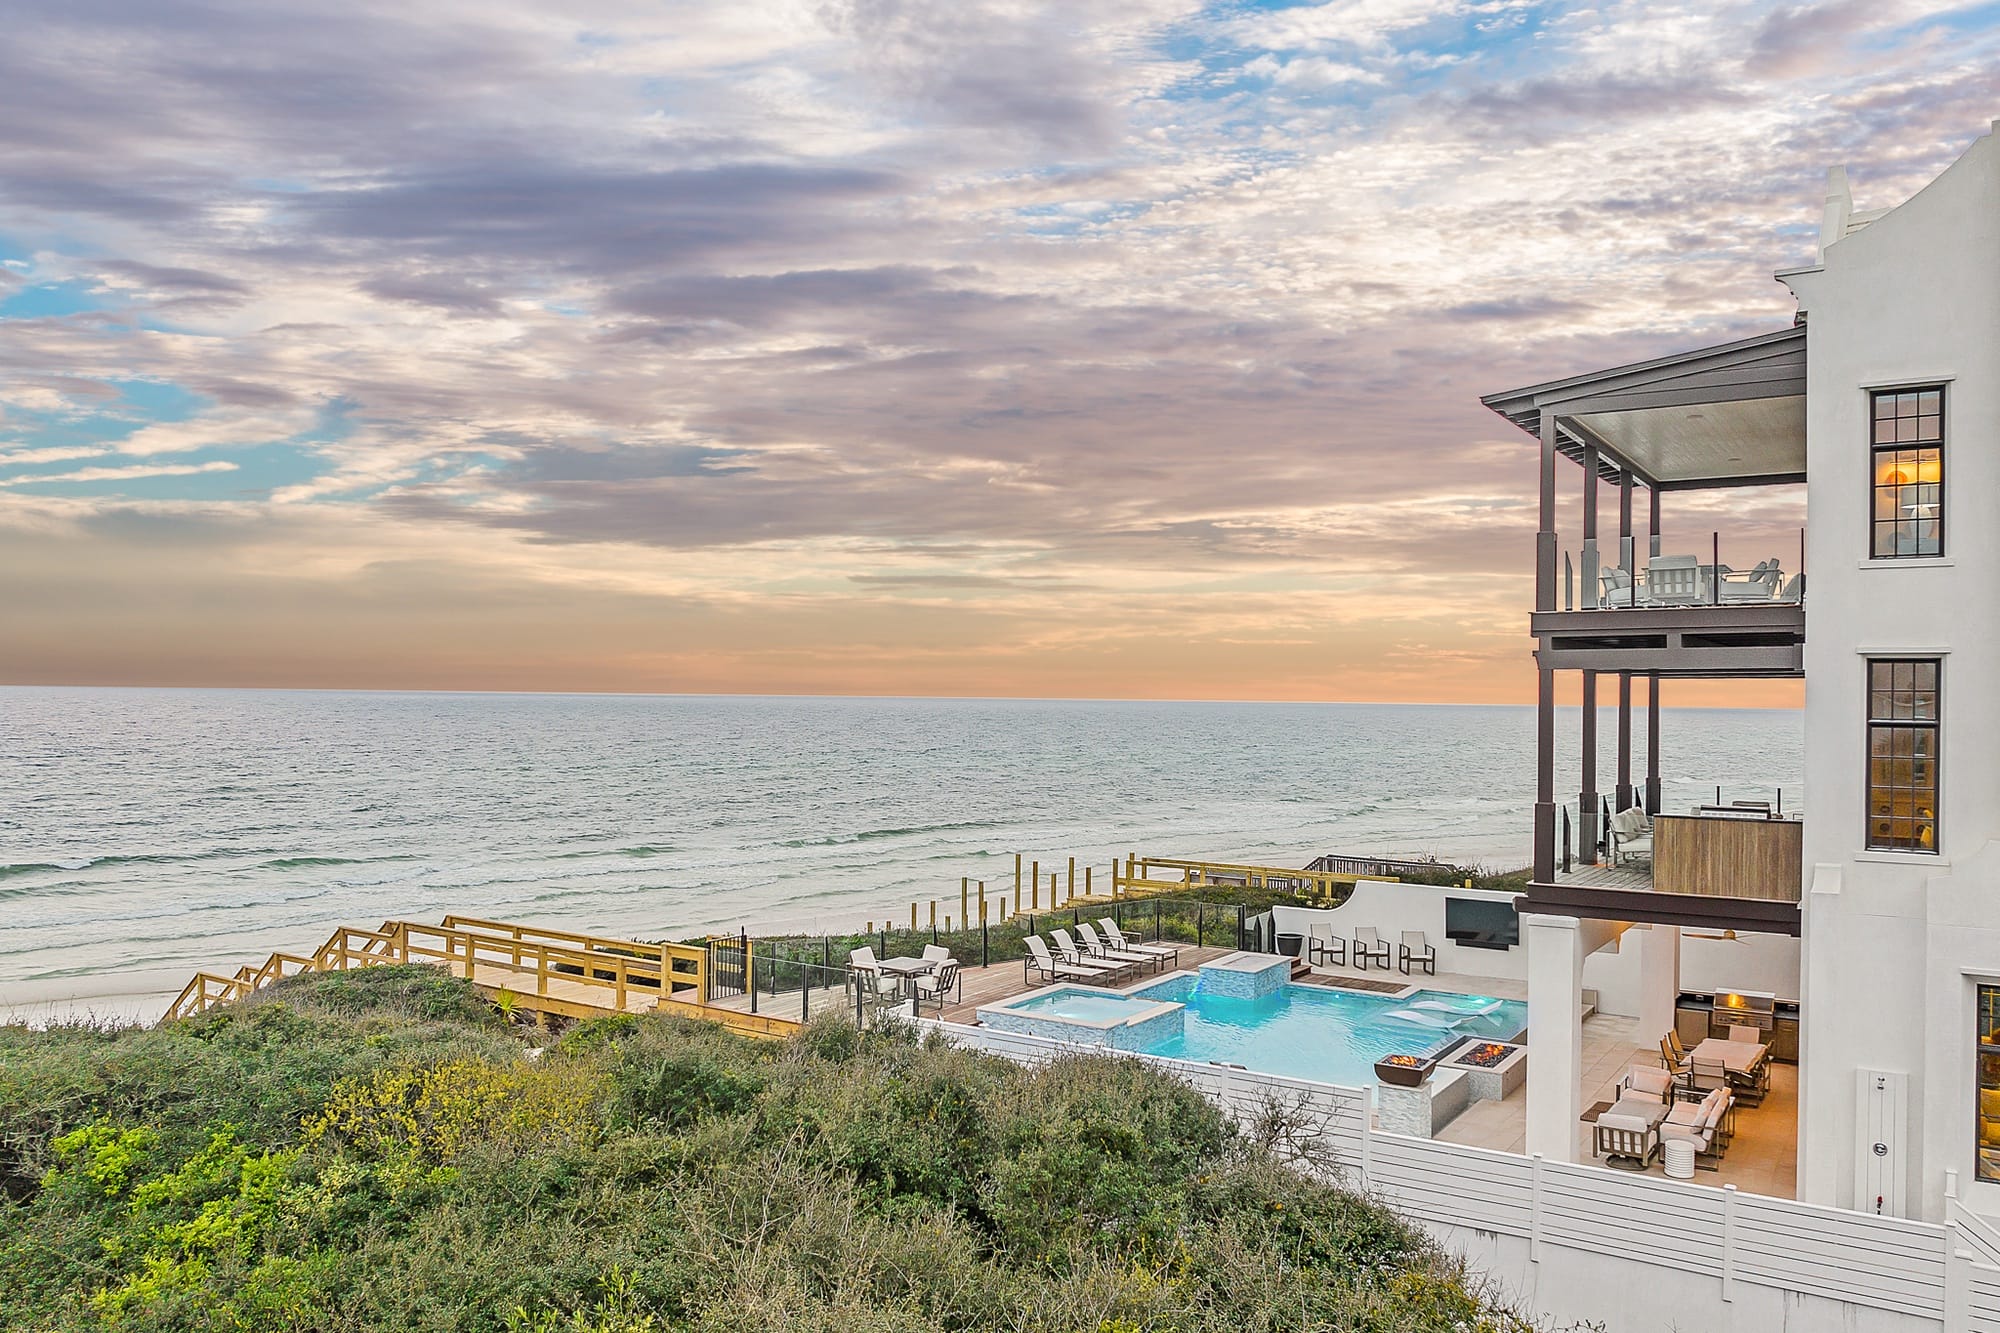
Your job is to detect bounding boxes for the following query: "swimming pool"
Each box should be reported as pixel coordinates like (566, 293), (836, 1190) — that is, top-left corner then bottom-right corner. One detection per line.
(1129, 974), (1527, 1087)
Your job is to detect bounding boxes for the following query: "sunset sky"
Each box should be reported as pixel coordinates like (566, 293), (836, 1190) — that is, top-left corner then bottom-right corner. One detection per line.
(1, 1), (1994, 703)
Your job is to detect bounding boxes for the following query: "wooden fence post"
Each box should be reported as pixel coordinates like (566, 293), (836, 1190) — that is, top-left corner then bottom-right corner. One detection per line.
(961, 877), (969, 927)
(1067, 857), (1075, 899)
(1031, 860), (1039, 910)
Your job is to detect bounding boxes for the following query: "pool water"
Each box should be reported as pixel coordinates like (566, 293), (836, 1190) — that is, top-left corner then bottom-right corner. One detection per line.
(1003, 987), (1170, 1024)
(1130, 975), (1527, 1087)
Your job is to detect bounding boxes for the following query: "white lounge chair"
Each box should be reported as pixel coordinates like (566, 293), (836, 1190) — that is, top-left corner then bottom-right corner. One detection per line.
(1053, 929), (1137, 981)
(1076, 923), (1156, 970)
(1409, 998), (1503, 1018)
(1381, 1008), (1460, 1030)
(1023, 935), (1119, 986)
(1100, 918), (1179, 967)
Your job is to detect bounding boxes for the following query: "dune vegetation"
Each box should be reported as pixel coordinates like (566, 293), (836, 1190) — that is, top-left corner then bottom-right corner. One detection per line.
(0, 966), (1536, 1332)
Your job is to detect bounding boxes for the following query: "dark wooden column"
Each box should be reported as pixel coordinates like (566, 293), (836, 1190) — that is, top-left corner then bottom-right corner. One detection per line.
(1535, 664), (1556, 882)
(1646, 673), (1664, 816)
(1580, 669), (1599, 861)
(1616, 673), (1634, 812)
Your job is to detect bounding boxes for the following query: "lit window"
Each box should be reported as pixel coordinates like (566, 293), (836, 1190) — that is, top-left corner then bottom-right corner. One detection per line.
(1866, 659), (1939, 853)
(1978, 986), (2000, 1182)
(1870, 387), (1944, 558)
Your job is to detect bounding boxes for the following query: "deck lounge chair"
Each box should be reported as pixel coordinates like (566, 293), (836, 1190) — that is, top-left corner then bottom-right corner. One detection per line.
(1075, 923), (1157, 970)
(1410, 998), (1503, 1018)
(1353, 927), (1391, 970)
(1023, 934), (1120, 986)
(1609, 805), (1653, 866)
(1398, 931), (1436, 976)
(912, 959), (960, 1012)
(1053, 929), (1137, 982)
(1099, 919), (1179, 967)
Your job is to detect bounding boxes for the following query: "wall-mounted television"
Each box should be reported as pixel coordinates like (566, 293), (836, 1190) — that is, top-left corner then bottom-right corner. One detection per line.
(1445, 897), (1519, 951)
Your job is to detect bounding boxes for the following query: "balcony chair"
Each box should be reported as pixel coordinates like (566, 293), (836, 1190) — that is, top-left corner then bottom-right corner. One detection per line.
(1608, 805), (1653, 866)
(1398, 930), (1436, 976)
(1644, 555), (1701, 604)
(1598, 567), (1636, 608)
(1306, 921), (1346, 967)
(1352, 927), (1392, 971)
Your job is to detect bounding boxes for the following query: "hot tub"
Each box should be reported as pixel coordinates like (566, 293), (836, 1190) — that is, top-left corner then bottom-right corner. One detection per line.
(977, 985), (1186, 1050)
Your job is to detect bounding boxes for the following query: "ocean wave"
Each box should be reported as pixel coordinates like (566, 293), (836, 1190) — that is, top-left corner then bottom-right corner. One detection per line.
(549, 844), (678, 860)
(0, 850), (244, 879)
(778, 819), (1007, 848)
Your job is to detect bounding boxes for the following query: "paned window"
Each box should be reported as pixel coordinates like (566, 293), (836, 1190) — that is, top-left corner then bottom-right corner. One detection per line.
(1866, 659), (1940, 852)
(1871, 387), (1944, 558)
(1978, 986), (2000, 1182)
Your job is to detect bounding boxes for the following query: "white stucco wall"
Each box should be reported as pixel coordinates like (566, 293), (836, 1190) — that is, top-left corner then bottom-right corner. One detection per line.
(1781, 122), (2000, 1222)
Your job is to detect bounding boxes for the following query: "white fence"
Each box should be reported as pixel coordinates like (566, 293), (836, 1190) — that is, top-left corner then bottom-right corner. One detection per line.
(918, 1019), (1999, 1333)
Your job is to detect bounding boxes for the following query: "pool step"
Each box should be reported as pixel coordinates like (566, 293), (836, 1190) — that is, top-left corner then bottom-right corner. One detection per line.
(1289, 957), (1313, 981)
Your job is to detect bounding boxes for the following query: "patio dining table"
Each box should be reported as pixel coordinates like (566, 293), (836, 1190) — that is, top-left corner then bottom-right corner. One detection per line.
(1689, 1037), (1768, 1075)
(874, 955), (938, 999)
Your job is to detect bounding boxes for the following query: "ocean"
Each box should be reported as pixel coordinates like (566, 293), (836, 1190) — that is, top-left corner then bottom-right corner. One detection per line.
(0, 688), (1803, 1022)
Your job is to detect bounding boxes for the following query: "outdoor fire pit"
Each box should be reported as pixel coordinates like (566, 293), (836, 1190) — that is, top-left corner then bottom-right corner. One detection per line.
(1374, 1053), (1438, 1087)
(1440, 1039), (1527, 1101)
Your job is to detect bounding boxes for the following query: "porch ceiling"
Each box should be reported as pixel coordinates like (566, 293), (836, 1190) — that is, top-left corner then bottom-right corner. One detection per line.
(1483, 325), (1806, 490)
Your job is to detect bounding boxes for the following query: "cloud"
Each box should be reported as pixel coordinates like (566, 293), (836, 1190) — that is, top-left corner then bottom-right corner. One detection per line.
(0, 460), (239, 487)
(0, 0), (1990, 698)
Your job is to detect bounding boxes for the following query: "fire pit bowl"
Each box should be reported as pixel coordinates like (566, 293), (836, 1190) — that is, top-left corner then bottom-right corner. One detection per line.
(1374, 1053), (1439, 1087)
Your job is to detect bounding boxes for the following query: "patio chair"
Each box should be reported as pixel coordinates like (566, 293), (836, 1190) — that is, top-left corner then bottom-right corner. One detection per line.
(1608, 805), (1653, 866)
(848, 947), (886, 1004)
(1352, 927), (1392, 971)
(1659, 1034), (1690, 1073)
(1593, 1112), (1660, 1170)
(1053, 929), (1135, 981)
(1621, 1064), (1676, 1103)
(1306, 921), (1346, 967)
(1598, 566), (1635, 608)
(1727, 1024), (1760, 1043)
(1397, 930), (1436, 976)
(922, 944), (954, 964)
(1099, 918), (1179, 967)
(1669, 1087), (1734, 1150)
(1076, 922), (1157, 970)
(1023, 935), (1118, 986)
(912, 959), (960, 1012)
(1686, 1054), (1729, 1096)
(1662, 1104), (1723, 1170)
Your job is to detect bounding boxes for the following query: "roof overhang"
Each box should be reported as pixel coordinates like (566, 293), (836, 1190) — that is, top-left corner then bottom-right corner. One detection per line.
(1482, 326), (1806, 490)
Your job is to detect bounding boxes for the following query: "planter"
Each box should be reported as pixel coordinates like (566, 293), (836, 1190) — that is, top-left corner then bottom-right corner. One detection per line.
(1374, 1053), (1438, 1087)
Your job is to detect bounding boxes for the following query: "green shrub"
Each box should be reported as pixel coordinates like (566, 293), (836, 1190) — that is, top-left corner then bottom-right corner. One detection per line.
(0, 967), (1536, 1332)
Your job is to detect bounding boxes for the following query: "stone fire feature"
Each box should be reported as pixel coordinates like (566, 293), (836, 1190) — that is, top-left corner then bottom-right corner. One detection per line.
(1440, 1040), (1527, 1102)
(1377, 1068), (1471, 1137)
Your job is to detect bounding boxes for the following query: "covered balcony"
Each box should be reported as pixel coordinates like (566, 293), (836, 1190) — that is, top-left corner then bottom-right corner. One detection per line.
(1484, 326), (1809, 897)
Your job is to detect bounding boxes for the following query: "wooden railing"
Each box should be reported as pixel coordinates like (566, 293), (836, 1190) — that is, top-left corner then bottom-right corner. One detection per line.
(1112, 855), (1397, 904)
(164, 916), (708, 1023)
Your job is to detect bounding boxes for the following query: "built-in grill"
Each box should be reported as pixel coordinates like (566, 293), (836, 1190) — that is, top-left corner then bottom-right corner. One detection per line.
(1714, 987), (1776, 1035)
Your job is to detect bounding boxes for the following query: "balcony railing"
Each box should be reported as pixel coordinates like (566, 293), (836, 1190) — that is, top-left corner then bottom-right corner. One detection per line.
(1556, 806), (1802, 906)
(1560, 529), (1806, 612)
